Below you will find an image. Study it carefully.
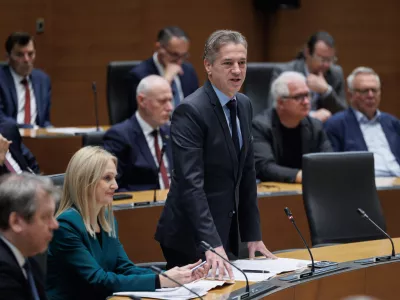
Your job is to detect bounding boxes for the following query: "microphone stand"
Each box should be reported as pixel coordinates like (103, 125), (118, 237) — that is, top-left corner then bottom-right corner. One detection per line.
(91, 81), (100, 132)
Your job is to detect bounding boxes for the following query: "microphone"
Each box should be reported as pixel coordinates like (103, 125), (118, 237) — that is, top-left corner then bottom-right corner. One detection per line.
(357, 208), (396, 258)
(284, 207), (315, 274)
(153, 142), (167, 203)
(150, 266), (204, 300)
(200, 241), (250, 299)
(91, 81), (100, 132)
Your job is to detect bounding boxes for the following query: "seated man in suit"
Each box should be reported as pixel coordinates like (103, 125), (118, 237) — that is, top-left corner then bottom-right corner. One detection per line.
(0, 32), (52, 128)
(0, 173), (59, 300)
(253, 71), (332, 183)
(325, 67), (400, 177)
(0, 120), (40, 175)
(104, 75), (173, 191)
(129, 26), (198, 111)
(270, 31), (346, 122)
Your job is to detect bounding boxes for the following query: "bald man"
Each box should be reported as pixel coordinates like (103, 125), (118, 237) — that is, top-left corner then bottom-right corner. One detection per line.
(104, 75), (173, 191)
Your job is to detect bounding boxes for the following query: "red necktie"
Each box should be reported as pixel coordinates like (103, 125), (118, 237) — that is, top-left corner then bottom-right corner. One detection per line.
(21, 78), (31, 125)
(152, 130), (170, 189)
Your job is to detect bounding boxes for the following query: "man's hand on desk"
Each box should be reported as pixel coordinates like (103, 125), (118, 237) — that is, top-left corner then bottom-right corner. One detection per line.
(205, 246), (234, 280)
(160, 259), (206, 288)
(248, 241), (277, 259)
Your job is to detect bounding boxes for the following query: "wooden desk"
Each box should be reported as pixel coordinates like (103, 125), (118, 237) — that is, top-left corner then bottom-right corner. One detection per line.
(113, 178), (400, 263)
(20, 126), (109, 174)
(111, 238), (400, 300)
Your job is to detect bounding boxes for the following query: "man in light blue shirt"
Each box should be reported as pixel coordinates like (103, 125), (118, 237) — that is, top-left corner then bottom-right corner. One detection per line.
(325, 67), (400, 177)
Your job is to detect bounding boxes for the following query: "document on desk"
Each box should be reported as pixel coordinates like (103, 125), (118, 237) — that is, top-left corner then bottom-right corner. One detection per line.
(45, 127), (99, 135)
(113, 279), (225, 299)
(233, 258), (312, 274)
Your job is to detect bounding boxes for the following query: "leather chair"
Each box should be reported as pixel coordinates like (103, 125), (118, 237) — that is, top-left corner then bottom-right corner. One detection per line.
(107, 61), (141, 125)
(243, 62), (284, 117)
(47, 173), (65, 188)
(302, 152), (386, 246)
(81, 131), (105, 147)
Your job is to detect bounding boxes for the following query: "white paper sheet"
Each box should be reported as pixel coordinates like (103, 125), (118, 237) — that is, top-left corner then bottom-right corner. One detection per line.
(113, 279), (225, 300)
(45, 127), (100, 135)
(233, 258), (311, 274)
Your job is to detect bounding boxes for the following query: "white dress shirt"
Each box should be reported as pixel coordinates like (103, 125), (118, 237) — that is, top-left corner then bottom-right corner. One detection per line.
(9, 67), (37, 126)
(5, 151), (23, 174)
(135, 111), (170, 189)
(0, 234), (27, 278)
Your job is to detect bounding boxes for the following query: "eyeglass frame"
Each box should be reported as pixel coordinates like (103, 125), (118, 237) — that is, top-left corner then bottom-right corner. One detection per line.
(281, 92), (312, 102)
(161, 46), (190, 62)
(352, 88), (381, 96)
(312, 53), (338, 64)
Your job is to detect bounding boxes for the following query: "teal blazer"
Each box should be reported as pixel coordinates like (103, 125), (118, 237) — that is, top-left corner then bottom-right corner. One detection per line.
(46, 208), (157, 300)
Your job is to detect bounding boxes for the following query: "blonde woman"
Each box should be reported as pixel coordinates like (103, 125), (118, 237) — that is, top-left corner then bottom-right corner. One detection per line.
(46, 147), (205, 300)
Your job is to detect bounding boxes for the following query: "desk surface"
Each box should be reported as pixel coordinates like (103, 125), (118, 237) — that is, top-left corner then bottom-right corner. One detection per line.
(20, 126), (110, 138)
(111, 238), (400, 300)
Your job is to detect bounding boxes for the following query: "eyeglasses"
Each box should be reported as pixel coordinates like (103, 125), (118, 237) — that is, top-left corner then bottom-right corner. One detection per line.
(282, 93), (311, 102)
(312, 54), (338, 64)
(353, 88), (381, 96)
(162, 46), (190, 61)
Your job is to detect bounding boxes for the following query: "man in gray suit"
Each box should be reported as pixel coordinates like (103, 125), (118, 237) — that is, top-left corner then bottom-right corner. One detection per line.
(270, 31), (347, 122)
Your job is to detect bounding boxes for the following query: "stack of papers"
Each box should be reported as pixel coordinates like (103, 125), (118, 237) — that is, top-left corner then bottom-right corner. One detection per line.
(233, 257), (311, 274)
(46, 127), (100, 135)
(113, 279), (225, 299)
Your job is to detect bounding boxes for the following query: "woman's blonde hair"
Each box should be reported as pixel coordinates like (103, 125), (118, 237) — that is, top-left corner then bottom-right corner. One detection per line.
(57, 146), (117, 238)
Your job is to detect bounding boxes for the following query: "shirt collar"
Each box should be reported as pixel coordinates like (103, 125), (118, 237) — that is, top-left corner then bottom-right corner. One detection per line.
(9, 67), (28, 84)
(153, 52), (165, 76)
(211, 84), (237, 108)
(135, 110), (158, 136)
(0, 234), (26, 269)
(352, 108), (381, 124)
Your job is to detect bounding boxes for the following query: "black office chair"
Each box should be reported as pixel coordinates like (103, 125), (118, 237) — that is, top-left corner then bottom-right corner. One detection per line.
(243, 62), (284, 117)
(107, 61), (141, 125)
(302, 152), (386, 247)
(47, 173), (65, 188)
(81, 131), (105, 147)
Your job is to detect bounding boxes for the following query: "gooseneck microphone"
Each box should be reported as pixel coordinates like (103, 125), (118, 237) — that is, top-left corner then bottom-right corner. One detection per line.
(357, 208), (396, 257)
(284, 207), (315, 273)
(200, 241), (250, 299)
(91, 81), (100, 132)
(150, 266), (204, 300)
(153, 143), (167, 203)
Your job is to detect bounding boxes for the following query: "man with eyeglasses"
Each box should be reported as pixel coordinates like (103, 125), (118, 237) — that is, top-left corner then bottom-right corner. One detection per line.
(270, 31), (346, 122)
(129, 26), (198, 112)
(0, 32), (52, 128)
(253, 71), (332, 183)
(325, 67), (400, 177)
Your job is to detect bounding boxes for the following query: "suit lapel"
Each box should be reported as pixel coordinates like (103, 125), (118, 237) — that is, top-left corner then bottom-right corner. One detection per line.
(31, 73), (43, 125)
(347, 109), (369, 150)
(300, 119), (310, 155)
(204, 81), (239, 179)
(4, 67), (18, 116)
(160, 126), (172, 173)
(9, 144), (28, 171)
(236, 95), (248, 174)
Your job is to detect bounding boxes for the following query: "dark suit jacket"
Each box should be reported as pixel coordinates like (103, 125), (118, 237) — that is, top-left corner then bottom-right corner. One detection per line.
(0, 120), (40, 175)
(46, 208), (157, 300)
(0, 238), (47, 300)
(129, 57), (199, 111)
(269, 59), (347, 114)
(103, 114), (173, 192)
(0, 65), (51, 128)
(155, 80), (261, 258)
(324, 108), (400, 165)
(253, 108), (332, 183)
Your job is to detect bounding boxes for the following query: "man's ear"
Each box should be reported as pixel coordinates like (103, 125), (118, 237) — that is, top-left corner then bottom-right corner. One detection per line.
(137, 94), (145, 108)
(204, 59), (212, 75)
(8, 212), (25, 234)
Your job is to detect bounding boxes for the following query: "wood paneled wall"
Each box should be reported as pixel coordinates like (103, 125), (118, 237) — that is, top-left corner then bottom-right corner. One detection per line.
(1, 0), (399, 126)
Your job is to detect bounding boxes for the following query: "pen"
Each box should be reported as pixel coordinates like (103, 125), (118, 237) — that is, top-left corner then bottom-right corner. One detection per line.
(190, 260), (207, 272)
(242, 269), (269, 273)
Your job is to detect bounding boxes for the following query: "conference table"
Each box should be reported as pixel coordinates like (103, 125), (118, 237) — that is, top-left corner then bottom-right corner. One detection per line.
(111, 238), (400, 300)
(112, 177), (400, 264)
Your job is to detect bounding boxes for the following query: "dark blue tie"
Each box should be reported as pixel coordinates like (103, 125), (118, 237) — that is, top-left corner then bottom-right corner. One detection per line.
(226, 99), (240, 156)
(23, 260), (40, 300)
(171, 80), (180, 107)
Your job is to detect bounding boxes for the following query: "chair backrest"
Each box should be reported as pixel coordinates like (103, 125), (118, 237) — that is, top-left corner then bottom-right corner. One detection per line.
(302, 152), (386, 246)
(47, 173), (65, 188)
(243, 62), (284, 117)
(107, 61), (141, 125)
(81, 131), (105, 147)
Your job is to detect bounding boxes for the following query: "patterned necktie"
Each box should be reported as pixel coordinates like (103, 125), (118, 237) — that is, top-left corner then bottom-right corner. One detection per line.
(23, 260), (40, 300)
(171, 80), (180, 108)
(226, 99), (240, 156)
(151, 130), (170, 189)
(20, 78), (31, 125)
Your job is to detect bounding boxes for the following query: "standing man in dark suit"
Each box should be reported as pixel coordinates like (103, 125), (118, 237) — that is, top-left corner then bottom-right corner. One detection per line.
(155, 30), (276, 278)
(104, 75), (173, 192)
(270, 31), (346, 122)
(129, 26), (198, 112)
(0, 120), (40, 175)
(253, 71), (332, 183)
(0, 173), (59, 300)
(0, 32), (52, 128)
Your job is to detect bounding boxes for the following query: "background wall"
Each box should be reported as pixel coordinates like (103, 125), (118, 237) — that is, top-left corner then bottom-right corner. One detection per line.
(1, 0), (399, 127)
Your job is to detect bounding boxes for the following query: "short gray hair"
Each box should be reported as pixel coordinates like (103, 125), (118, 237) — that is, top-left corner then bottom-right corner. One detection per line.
(136, 75), (169, 98)
(203, 30), (247, 64)
(271, 71), (307, 107)
(0, 173), (60, 230)
(347, 66), (381, 90)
